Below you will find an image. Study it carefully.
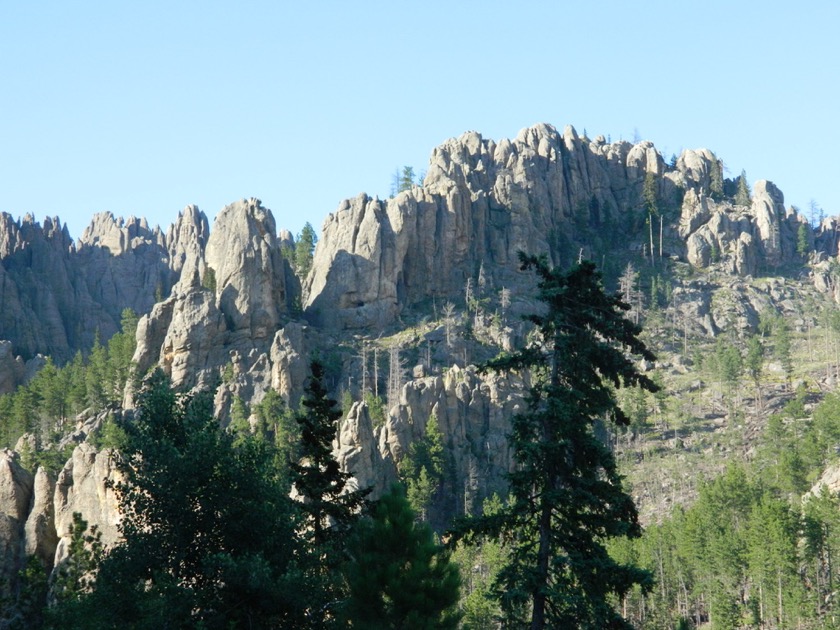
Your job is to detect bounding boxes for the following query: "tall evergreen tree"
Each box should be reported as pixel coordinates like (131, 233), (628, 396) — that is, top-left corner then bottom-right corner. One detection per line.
(400, 414), (445, 520)
(293, 360), (369, 547)
(399, 166), (415, 192)
(295, 222), (318, 278)
(453, 253), (657, 629)
(710, 157), (724, 200)
(734, 169), (751, 206)
(292, 360), (370, 622)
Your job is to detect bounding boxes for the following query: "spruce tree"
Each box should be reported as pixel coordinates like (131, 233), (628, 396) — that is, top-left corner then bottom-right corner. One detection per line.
(453, 253), (657, 629)
(292, 360), (370, 621)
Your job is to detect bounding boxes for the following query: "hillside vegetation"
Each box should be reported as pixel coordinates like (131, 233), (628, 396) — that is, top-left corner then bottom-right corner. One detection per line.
(2, 123), (840, 628)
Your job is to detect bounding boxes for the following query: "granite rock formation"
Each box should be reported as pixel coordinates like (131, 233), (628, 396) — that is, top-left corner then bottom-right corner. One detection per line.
(304, 124), (808, 330)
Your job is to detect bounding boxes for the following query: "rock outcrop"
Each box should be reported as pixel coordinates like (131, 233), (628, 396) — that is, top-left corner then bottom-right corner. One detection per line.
(0, 442), (123, 603)
(334, 365), (524, 516)
(53, 443), (122, 567)
(305, 124), (807, 330)
(132, 199), (304, 393)
(0, 211), (179, 363)
(24, 467), (57, 569)
(0, 341), (26, 395)
(0, 450), (33, 592)
(204, 199), (287, 341)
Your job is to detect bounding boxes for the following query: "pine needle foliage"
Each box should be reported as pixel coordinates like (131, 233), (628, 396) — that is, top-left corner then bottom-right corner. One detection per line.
(341, 484), (461, 629)
(452, 253), (658, 630)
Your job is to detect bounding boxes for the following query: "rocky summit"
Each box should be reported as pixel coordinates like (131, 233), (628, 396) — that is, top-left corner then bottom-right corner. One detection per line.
(1, 122), (838, 612)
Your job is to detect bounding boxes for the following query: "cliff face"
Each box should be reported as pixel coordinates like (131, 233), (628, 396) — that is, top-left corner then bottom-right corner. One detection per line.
(0, 124), (817, 381)
(0, 210), (190, 365)
(304, 124), (807, 330)
(335, 365), (525, 517)
(131, 198), (302, 396)
(0, 441), (122, 602)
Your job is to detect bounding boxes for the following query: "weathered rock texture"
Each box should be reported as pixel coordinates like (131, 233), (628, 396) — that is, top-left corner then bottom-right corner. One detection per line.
(335, 365), (524, 520)
(305, 124), (809, 330)
(0, 442), (123, 604)
(131, 198), (304, 394)
(0, 210), (192, 363)
(204, 199), (287, 341)
(53, 443), (122, 567)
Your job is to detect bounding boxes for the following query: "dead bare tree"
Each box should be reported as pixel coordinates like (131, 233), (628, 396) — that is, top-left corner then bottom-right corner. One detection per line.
(442, 301), (457, 347)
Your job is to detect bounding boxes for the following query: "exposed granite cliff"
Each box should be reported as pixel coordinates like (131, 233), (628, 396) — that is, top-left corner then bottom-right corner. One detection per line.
(304, 124), (808, 330)
(0, 210), (200, 363)
(131, 198), (303, 396)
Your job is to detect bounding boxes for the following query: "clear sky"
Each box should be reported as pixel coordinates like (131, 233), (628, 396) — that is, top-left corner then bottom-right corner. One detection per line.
(2, 2), (838, 241)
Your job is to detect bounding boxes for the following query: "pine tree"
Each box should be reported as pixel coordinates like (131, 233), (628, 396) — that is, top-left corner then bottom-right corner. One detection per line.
(745, 335), (765, 410)
(797, 223), (810, 258)
(401, 414), (446, 520)
(710, 157), (724, 200)
(341, 484), (461, 629)
(292, 360), (370, 622)
(399, 166), (415, 192)
(85, 333), (107, 411)
(453, 253), (657, 629)
(295, 222), (317, 278)
(773, 317), (794, 388)
(734, 169), (751, 206)
(51, 512), (104, 606)
(293, 360), (369, 545)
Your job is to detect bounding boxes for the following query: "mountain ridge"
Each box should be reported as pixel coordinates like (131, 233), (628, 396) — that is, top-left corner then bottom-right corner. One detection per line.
(2, 123), (840, 617)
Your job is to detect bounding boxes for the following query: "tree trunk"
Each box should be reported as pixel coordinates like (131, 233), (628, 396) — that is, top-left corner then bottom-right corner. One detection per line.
(531, 498), (551, 630)
(659, 214), (663, 258)
(778, 571), (784, 627)
(649, 214), (655, 267)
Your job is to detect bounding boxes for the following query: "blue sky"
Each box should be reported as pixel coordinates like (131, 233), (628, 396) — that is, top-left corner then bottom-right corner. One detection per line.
(1, 2), (838, 240)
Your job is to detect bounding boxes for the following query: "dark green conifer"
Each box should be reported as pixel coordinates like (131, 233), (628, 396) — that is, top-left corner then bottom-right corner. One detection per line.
(453, 253), (657, 629)
(59, 369), (306, 628)
(341, 484), (461, 629)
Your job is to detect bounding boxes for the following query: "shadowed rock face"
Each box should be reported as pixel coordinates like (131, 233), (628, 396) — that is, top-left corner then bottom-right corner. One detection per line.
(0, 209), (208, 363)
